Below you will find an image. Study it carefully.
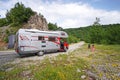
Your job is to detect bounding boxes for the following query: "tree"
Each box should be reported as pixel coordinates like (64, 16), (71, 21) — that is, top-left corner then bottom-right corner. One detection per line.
(93, 17), (101, 26)
(48, 22), (58, 30)
(57, 27), (63, 31)
(6, 2), (34, 26)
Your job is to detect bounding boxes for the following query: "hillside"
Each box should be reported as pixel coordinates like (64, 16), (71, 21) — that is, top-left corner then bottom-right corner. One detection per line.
(64, 24), (120, 44)
(0, 2), (48, 50)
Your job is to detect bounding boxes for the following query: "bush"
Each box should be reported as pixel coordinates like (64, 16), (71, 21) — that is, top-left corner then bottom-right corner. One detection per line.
(0, 18), (8, 27)
(67, 35), (79, 44)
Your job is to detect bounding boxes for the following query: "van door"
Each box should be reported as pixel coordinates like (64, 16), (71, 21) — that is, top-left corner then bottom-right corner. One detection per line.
(47, 37), (59, 50)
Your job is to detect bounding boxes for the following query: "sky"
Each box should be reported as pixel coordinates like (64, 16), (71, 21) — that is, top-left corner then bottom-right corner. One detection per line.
(0, 0), (120, 29)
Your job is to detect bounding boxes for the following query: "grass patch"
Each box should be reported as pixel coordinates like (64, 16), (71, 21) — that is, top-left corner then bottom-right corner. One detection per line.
(0, 50), (88, 80)
(33, 54), (88, 80)
(0, 43), (120, 80)
(86, 44), (120, 80)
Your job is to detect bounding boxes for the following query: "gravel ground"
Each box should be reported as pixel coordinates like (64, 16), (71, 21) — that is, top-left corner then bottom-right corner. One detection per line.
(0, 41), (85, 67)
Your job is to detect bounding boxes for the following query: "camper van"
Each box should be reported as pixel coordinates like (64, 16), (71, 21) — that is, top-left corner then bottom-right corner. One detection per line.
(15, 29), (69, 56)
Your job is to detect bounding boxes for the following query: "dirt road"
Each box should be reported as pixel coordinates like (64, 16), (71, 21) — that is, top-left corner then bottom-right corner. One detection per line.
(0, 41), (84, 67)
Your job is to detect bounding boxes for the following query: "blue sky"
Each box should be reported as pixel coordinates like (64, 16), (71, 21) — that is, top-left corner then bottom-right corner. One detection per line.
(85, 0), (120, 11)
(40, 0), (120, 11)
(0, 0), (120, 28)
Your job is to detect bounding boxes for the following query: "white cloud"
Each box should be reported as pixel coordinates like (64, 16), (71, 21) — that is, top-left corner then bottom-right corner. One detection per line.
(0, 0), (120, 28)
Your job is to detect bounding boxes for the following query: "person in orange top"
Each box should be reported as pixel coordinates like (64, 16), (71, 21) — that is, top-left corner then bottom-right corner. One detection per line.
(64, 40), (69, 49)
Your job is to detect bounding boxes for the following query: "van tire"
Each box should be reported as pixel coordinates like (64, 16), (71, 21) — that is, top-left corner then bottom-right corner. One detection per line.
(37, 51), (44, 56)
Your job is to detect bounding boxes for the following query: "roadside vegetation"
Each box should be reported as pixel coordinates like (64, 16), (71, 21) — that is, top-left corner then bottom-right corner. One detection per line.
(0, 44), (120, 80)
(0, 51), (88, 80)
(76, 44), (120, 80)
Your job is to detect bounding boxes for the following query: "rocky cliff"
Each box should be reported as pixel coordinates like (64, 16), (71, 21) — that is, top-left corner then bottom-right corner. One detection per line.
(23, 13), (48, 30)
(0, 12), (48, 50)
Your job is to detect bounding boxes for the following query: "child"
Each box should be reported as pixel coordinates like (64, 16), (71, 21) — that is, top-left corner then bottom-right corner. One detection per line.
(91, 44), (95, 52)
(88, 44), (91, 49)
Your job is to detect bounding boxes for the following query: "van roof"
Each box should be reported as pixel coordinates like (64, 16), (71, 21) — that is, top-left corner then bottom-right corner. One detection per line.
(18, 29), (68, 38)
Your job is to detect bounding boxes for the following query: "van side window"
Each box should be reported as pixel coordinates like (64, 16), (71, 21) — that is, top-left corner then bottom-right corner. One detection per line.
(38, 36), (44, 40)
(49, 37), (56, 41)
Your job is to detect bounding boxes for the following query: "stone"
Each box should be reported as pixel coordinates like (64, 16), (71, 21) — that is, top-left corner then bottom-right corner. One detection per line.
(81, 75), (86, 79)
(77, 68), (81, 72)
(23, 12), (48, 31)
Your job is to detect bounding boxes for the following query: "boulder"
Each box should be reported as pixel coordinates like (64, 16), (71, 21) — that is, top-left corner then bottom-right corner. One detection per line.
(23, 12), (48, 31)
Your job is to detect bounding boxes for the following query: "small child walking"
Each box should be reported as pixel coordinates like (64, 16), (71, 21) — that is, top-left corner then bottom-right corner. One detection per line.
(91, 44), (95, 52)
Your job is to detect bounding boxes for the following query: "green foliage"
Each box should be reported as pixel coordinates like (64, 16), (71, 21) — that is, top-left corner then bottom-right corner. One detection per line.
(3, 27), (20, 43)
(0, 2), (34, 27)
(48, 23), (58, 30)
(3, 29), (10, 43)
(5, 2), (34, 27)
(0, 18), (8, 27)
(64, 24), (120, 44)
(0, 50), (88, 80)
(67, 35), (79, 43)
(48, 22), (63, 31)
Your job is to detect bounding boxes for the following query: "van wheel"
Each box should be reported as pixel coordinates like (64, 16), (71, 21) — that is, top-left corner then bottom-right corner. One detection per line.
(37, 51), (44, 56)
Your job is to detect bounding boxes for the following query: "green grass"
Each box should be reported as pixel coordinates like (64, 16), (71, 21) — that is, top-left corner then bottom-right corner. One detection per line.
(0, 44), (120, 80)
(32, 54), (88, 80)
(0, 52), (88, 80)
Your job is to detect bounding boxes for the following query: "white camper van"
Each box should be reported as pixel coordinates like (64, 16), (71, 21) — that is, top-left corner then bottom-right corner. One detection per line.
(15, 29), (69, 56)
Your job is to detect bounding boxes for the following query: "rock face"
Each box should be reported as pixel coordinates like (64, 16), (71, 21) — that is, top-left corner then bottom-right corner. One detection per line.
(23, 13), (48, 30)
(0, 26), (9, 41)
